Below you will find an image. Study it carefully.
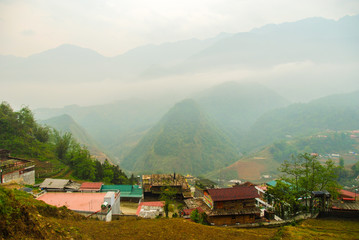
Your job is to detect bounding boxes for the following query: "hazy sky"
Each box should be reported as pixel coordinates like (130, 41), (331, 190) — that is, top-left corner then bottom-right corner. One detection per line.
(1, 0), (358, 57)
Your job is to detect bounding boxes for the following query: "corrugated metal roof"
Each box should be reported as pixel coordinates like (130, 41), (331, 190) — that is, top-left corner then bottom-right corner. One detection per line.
(340, 189), (356, 198)
(40, 178), (70, 189)
(100, 185), (143, 198)
(206, 186), (259, 202)
(136, 201), (165, 215)
(79, 182), (103, 191)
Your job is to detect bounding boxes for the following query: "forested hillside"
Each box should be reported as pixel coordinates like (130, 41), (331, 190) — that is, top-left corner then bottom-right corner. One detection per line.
(41, 114), (111, 162)
(242, 91), (359, 152)
(121, 99), (240, 176)
(0, 102), (133, 184)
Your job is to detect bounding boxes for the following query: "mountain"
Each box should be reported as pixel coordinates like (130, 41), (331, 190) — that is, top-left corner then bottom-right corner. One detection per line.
(121, 99), (240, 176)
(196, 82), (289, 147)
(0, 34), (231, 83)
(243, 90), (359, 151)
(41, 114), (111, 162)
(35, 99), (174, 162)
(158, 15), (359, 75)
(1, 44), (108, 83)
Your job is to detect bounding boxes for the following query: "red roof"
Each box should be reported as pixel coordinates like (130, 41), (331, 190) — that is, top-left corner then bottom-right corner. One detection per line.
(339, 189), (356, 198)
(183, 207), (204, 215)
(37, 192), (107, 212)
(206, 186), (259, 202)
(136, 201), (165, 215)
(79, 182), (103, 191)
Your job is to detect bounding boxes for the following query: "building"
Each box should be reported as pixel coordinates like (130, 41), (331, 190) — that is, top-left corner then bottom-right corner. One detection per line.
(182, 207), (204, 218)
(37, 191), (120, 221)
(100, 185), (143, 202)
(0, 149), (35, 185)
(79, 182), (103, 192)
(339, 189), (358, 201)
(136, 201), (165, 218)
(142, 173), (191, 199)
(40, 178), (80, 192)
(202, 185), (260, 225)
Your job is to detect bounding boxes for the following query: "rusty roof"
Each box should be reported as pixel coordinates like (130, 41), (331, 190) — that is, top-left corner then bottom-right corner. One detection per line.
(206, 186), (259, 202)
(339, 189), (357, 198)
(79, 182), (103, 191)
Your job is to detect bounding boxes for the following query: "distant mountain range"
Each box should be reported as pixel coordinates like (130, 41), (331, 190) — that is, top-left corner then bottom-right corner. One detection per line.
(2, 15), (359, 103)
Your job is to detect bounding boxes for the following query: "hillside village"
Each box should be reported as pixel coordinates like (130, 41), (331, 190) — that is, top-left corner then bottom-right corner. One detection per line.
(1, 9), (359, 239)
(2, 147), (359, 228)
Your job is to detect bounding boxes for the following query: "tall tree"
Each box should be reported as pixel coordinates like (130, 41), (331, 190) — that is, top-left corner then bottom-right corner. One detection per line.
(271, 153), (340, 216)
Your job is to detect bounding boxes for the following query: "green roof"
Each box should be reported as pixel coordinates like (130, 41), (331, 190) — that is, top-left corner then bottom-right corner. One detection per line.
(266, 180), (291, 187)
(100, 185), (143, 198)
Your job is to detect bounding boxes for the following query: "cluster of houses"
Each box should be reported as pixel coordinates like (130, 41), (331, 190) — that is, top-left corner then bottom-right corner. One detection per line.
(1, 149), (359, 225)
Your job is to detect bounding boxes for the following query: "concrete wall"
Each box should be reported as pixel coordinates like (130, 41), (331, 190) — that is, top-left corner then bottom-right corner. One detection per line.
(111, 193), (121, 215)
(2, 166), (35, 185)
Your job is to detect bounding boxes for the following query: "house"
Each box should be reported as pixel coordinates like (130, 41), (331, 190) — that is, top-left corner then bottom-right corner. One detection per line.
(0, 149), (35, 185)
(201, 185), (261, 225)
(182, 207), (204, 218)
(79, 182), (103, 192)
(142, 173), (191, 199)
(40, 178), (80, 192)
(339, 189), (358, 201)
(100, 185), (143, 202)
(37, 191), (120, 221)
(136, 201), (165, 218)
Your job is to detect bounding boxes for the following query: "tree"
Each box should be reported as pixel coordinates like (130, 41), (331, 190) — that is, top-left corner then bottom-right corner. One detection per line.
(190, 209), (200, 222)
(274, 153), (340, 215)
(53, 131), (72, 161)
(160, 186), (177, 218)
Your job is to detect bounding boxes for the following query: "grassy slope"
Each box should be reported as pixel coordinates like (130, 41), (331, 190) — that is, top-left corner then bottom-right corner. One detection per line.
(206, 147), (279, 182)
(277, 218), (359, 240)
(2, 186), (359, 240)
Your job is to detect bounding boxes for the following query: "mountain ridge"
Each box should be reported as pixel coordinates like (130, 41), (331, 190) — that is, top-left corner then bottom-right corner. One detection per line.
(121, 99), (240, 175)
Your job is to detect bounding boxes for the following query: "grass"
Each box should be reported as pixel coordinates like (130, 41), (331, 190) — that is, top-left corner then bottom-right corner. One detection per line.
(2, 185), (359, 240)
(278, 218), (359, 240)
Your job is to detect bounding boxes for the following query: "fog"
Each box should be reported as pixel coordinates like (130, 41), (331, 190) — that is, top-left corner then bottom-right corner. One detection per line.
(3, 60), (359, 110)
(1, 1), (359, 110)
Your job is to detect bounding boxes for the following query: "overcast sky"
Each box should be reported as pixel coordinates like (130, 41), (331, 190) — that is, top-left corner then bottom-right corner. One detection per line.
(1, 0), (359, 57)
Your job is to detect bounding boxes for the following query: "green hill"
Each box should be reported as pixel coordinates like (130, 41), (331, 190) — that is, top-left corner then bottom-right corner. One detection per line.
(42, 114), (99, 149)
(41, 114), (112, 162)
(121, 99), (240, 176)
(242, 90), (359, 151)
